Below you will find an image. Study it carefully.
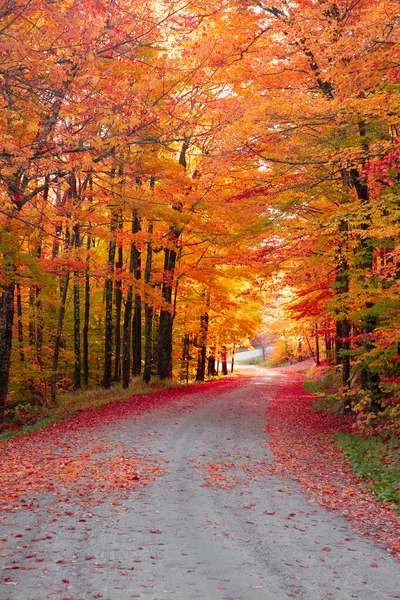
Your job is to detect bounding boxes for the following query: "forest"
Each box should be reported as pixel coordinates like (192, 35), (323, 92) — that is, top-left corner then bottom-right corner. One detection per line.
(0, 0), (399, 433)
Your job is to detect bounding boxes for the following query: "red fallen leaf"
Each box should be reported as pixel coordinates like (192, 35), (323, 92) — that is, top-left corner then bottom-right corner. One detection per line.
(280, 513), (296, 519)
(370, 563), (379, 568)
(62, 578), (70, 583)
(56, 560), (67, 564)
(322, 547), (331, 552)
(149, 529), (162, 534)
(112, 501), (121, 506)
(266, 372), (400, 559)
(264, 511), (275, 515)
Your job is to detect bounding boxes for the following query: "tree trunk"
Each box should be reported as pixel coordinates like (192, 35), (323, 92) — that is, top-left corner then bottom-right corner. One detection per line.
(143, 224), (154, 384)
(16, 283), (24, 362)
(335, 218), (351, 389)
(28, 286), (35, 347)
(195, 310), (209, 381)
(132, 211), (142, 376)
(157, 140), (187, 380)
(0, 276), (15, 420)
(122, 214), (140, 389)
(221, 346), (228, 376)
(83, 236), (90, 388)
(114, 241), (123, 382)
(73, 226), (81, 390)
(122, 290), (132, 389)
(50, 271), (70, 402)
(103, 219), (117, 389)
(350, 122), (379, 397)
(315, 323), (320, 366)
(182, 334), (190, 384)
(157, 243), (179, 380)
(208, 346), (216, 377)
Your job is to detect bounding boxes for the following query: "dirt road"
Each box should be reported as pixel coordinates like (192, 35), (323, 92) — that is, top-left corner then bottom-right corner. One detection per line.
(0, 369), (399, 599)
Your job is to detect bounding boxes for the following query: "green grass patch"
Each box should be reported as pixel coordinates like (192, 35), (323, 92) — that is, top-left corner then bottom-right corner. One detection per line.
(336, 432), (400, 511)
(304, 368), (342, 413)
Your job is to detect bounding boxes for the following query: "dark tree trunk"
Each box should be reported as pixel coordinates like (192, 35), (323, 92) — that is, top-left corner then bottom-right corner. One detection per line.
(157, 140), (187, 380)
(315, 323), (320, 366)
(143, 224), (154, 384)
(73, 226), (81, 390)
(157, 244), (179, 380)
(132, 211), (142, 376)
(231, 347), (235, 373)
(16, 283), (24, 362)
(182, 334), (190, 384)
(195, 311), (208, 382)
(335, 218), (351, 389)
(103, 218), (117, 389)
(51, 271), (70, 402)
(83, 236), (90, 388)
(122, 214), (140, 389)
(114, 241), (123, 382)
(221, 346), (228, 376)
(341, 318), (351, 388)
(28, 286), (35, 347)
(36, 285), (43, 367)
(350, 122), (379, 397)
(208, 346), (216, 376)
(0, 276), (15, 420)
(122, 288), (133, 389)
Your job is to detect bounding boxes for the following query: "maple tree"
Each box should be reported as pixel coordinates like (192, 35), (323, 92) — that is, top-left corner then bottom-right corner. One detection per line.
(0, 0), (399, 426)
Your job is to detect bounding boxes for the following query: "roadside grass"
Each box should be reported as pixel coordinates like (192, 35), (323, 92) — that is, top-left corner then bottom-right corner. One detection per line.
(304, 368), (343, 414)
(0, 377), (181, 441)
(336, 432), (400, 510)
(304, 366), (400, 513)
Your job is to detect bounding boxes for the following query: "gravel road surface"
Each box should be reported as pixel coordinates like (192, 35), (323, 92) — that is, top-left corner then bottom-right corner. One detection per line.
(1, 368), (399, 600)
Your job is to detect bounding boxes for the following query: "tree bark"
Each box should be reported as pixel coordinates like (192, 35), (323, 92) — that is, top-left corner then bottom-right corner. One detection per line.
(50, 271), (70, 402)
(157, 140), (187, 380)
(143, 224), (154, 384)
(103, 217), (117, 389)
(114, 239), (123, 382)
(122, 214), (140, 389)
(132, 211), (142, 376)
(73, 226), (81, 390)
(157, 241), (179, 379)
(221, 346), (228, 376)
(0, 275), (15, 420)
(315, 323), (320, 366)
(195, 309), (209, 382)
(83, 236), (90, 388)
(16, 283), (24, 362)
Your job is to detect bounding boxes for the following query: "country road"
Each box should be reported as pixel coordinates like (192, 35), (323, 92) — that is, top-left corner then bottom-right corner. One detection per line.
(0, 368), (399, 600)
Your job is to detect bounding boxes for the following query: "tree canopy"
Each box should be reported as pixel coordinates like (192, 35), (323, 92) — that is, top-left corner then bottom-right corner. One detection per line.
(1, 0), (399, 424)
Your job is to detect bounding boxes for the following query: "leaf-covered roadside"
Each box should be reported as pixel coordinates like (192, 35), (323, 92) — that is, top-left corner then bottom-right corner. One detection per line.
(0, 377), (245, 514)
(304, 366), (400, 510)
(266, 370), (400, 560)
